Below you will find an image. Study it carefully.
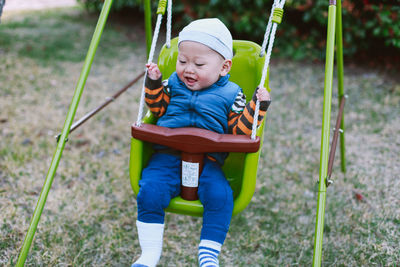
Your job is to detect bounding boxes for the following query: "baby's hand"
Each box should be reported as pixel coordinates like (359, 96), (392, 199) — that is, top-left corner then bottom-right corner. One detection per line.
(256, 87), (271, 102)
(146, 63), (162, 80)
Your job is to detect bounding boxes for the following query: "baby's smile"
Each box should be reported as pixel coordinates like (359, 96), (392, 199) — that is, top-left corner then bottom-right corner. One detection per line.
(184, 76), (197, 86)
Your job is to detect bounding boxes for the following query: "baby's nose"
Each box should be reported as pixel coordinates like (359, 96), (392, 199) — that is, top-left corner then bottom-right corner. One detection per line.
(185, 64), (195, 73)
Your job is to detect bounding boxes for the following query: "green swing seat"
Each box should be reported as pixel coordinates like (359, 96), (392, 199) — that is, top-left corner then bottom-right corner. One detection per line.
(130, 38), (269, 217)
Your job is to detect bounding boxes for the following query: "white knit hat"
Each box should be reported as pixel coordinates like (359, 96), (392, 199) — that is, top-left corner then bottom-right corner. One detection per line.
(178, 18), (233, 59)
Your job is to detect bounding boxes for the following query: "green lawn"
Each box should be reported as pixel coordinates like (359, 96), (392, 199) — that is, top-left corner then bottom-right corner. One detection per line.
(1, 7), (399, 266)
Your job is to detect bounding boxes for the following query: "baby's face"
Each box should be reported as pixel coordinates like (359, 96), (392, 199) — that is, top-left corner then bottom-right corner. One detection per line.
(176, 41), (231, 91)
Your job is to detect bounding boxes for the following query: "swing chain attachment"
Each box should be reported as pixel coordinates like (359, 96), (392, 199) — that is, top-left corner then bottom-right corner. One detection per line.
(157, 0), (167, 15)
(272, 7), (284, 24)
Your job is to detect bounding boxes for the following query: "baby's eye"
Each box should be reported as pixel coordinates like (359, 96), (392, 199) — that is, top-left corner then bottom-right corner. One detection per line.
(195, 63), (204, 67)
(179, 60), (186, 64)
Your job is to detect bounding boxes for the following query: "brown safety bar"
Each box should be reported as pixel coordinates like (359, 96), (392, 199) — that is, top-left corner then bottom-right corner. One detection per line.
(132, 123), (260, 200)
(132, 123), (260, 153)
(326, 95), (346, 186)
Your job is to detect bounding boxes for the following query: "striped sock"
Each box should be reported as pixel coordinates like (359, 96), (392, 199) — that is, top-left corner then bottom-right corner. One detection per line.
(198, 239), (222, 267)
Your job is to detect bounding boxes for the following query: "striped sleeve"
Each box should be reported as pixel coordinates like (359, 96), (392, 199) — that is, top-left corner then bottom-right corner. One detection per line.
(231, 90), (246, 113)
(144, 76), (170, 118)
(228, 89), (246, 133)
(228, 88), (271, 135)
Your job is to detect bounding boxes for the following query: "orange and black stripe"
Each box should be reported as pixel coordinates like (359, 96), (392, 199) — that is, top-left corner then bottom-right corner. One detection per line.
(145, 77), (170, 118)
(228, 92), (270, 135)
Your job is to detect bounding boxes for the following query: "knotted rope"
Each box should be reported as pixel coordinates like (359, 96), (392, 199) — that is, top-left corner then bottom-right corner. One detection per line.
(251, 0), (285, 139)
(166, 0), (173, 48)
(136, 0), (167, 126)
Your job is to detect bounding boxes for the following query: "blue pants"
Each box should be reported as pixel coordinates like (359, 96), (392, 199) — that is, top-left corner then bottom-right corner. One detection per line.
(137, 153), (234, 244)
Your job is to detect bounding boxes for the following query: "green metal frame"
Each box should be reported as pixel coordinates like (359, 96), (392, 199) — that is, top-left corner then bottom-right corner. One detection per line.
(313, 0), (346, 266)
(16, 0), (114, 266)
(15, 0), (347, 265)
(335, 0), (346, 173)
(144, 0), (152, 56)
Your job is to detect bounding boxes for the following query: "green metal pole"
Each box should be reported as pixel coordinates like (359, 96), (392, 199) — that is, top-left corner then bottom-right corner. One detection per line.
(335, 0), (346, 173)
(15, 1), (114, 266)
(312, 1), (336, 266)
(144, 0), (152, 57)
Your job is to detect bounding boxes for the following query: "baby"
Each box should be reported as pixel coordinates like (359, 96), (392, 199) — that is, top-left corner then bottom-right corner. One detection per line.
(132, 18), (271, 267)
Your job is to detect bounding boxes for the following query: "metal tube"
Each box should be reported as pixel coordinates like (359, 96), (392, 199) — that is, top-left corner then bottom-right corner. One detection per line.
(335, 0), (346, 173)
(326, 95), (346, 182)
(16, 1), (114, 265)
(56, 71), (145, 141)
(312, 2), (336, 267)
(144, 0), (152, 57)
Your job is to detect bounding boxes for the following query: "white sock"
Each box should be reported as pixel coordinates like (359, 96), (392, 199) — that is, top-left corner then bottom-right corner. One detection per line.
(133, 220), (164, 267)
(198, 239), (222, 267)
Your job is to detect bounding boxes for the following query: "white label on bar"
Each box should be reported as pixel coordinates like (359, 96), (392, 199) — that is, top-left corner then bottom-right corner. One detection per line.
(182, 161), (199, 187)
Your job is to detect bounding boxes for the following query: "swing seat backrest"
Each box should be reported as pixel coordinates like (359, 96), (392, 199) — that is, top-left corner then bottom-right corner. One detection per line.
(130, 37), (269, 216)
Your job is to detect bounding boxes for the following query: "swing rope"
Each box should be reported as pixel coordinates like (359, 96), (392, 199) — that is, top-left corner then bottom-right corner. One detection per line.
(166, 0), (173, 48)
(136, 0), (168, 126)
(251, 0), (285, 140)
(135, 0), (285, 140)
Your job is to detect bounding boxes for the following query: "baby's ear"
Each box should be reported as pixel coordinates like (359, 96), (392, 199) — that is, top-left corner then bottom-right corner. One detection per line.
(220, 59), (232, 76)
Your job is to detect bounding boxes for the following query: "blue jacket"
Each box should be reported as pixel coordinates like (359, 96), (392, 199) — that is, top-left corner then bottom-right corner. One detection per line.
(156, 72), (241, 164)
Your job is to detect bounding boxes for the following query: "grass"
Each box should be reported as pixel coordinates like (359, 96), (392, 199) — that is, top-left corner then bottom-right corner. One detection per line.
(1, 7), (400, 267)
